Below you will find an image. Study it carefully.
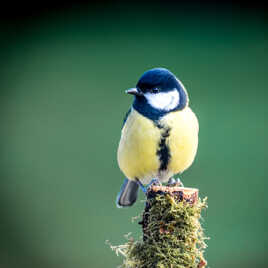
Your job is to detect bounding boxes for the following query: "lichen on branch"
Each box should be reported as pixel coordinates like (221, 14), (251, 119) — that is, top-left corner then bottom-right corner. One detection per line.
(110, 190), (208, 268)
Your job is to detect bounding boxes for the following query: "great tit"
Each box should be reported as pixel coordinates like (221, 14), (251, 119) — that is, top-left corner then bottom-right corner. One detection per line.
(116, 68), (198, 207)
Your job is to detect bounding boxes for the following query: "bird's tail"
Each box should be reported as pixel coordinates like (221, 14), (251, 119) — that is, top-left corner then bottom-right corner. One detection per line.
(116, 178), (139, 208)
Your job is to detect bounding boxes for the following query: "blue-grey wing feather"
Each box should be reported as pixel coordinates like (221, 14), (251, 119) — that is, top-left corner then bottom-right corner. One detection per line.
(122, 108), (131, 129)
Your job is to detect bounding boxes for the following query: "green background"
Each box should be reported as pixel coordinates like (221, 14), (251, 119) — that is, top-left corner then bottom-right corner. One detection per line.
(1, 4), (267, 267)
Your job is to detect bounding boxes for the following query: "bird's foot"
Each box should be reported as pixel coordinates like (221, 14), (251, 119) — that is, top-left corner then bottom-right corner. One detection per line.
(167, 177), (176, 186)
(175, 177), (184, 187)
(136, 179), (147, 193)
(167, 177), (184, 187)
(146, 178), (161, 190)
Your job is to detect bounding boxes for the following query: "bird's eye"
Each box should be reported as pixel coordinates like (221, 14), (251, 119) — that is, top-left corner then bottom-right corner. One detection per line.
(152, 88), (159, 93)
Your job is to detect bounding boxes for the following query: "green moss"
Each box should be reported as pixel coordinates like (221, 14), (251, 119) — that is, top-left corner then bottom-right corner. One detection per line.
(110, 193), (208, 268)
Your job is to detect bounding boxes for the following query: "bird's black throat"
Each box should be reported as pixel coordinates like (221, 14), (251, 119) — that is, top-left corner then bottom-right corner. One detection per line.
(133, 96), (168, 121)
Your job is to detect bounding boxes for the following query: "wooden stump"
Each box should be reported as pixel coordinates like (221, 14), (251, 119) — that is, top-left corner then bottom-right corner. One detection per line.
(148, 185), (199, 204)
(110, 184), (208, 268)
(137, 185), (207, 268)
(139, 186), (199, 239)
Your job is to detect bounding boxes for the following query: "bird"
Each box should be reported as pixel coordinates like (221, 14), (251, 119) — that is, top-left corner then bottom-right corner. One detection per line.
(116, 68), (199, 207)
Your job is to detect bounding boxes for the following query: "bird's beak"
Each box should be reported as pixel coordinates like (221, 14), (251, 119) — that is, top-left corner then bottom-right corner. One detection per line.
(125, 88), (143, 96)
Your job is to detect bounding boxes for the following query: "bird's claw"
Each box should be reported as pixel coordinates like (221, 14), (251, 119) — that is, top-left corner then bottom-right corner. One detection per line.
(168, 177), (176, 186)
(168, 177), (184, 187)
(146, 178), (161, 190)
(136, 179), (147, 193)
(175, 177), (184, 187)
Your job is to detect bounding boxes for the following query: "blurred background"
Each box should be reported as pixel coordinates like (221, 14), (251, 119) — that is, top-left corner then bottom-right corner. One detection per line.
(0, 1), (267, 267)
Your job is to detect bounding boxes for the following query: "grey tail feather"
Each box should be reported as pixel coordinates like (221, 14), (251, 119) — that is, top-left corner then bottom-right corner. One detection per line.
(116, 178), (139, 208)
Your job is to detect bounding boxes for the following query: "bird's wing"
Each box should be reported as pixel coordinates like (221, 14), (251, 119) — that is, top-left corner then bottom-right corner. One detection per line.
(122, 108), (131, 129)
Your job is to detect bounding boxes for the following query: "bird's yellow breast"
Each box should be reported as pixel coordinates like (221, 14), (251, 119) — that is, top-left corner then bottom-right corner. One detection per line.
(117, 107), (198, 184)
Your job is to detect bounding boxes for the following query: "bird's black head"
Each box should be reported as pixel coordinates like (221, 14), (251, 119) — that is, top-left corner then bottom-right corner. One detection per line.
(137, 68), (181, 94)
(127, 68), (188, 121)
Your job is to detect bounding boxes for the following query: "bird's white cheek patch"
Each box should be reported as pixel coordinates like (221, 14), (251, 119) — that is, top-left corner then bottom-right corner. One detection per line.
(144, 89), (180, 111)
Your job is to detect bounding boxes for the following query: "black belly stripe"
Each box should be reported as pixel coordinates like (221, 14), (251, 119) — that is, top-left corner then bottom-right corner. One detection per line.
(155, 122), (171, 171)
